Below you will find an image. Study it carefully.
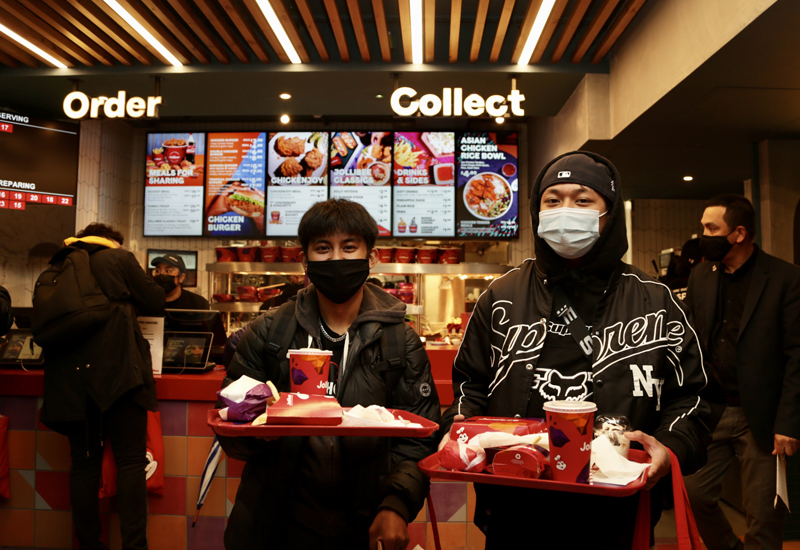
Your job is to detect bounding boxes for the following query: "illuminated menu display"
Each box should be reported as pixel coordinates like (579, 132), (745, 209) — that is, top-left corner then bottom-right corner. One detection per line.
(144, 133), (205, 236)
(266, 132), (329, 237)
(330, 131), (392, 236)
(456, 132), (519, 238)
(204, 132), (266, 237)
(392, 132), (455, 237)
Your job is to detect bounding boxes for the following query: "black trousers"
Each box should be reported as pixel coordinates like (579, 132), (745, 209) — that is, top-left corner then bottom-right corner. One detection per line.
(64, 392), (149, 550)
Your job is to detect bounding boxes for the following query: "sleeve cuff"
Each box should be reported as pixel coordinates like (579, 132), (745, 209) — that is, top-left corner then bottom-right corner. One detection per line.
(655, 431), (692, 472)
(379, 495), (410, 524)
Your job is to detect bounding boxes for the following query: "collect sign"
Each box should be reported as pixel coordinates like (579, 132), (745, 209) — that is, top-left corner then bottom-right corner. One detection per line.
(63, 91), (162, 119)
(390, 87), (525, 118)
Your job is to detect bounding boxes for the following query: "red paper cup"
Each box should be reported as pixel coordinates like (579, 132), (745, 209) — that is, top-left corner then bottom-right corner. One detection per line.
(438, 247), (461, 264)
(281, 246), (303, 263)
(394, 247), (416, 264)
(288, 348), (333, 395)
(375, 247), (394, 263)
(416, 247), (438, 264)
(542, 400), (597, 484)
(260, 245), (282, 263)
(237, 247), (259, 262)
(215, 247), (238, 262)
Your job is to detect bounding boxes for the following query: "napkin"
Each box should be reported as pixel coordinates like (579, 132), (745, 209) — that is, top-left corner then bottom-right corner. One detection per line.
(340, 404), (422, 428)
(468, 431), (548, 450)
(590, 435), (650, 486)
(776, 454), (790, 511)
(218, 375), (263, 404)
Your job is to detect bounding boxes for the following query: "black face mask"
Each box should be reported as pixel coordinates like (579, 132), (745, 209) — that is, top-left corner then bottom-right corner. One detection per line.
(154, 274), (178, 293)
(306, 259), (370, 304)
(700, 231), (735, 262)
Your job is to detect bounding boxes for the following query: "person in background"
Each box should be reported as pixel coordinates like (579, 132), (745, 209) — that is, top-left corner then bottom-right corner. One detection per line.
(0, 285), (12, 335)
(259, 274), (305, 311)
(218, 198), (440, 550)
(664, 237), (703, 301)
(39, 223), (165, 550)
(150, 254), (209, 310)
(683, 194), (800, 550)
(438, 151), (713, 548)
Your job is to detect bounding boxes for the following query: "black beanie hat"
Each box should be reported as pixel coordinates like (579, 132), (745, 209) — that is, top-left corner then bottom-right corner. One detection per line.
(539, 153), (616, 202)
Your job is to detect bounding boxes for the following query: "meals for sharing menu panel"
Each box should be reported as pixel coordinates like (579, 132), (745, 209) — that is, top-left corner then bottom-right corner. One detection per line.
(392, 132), (455, 238)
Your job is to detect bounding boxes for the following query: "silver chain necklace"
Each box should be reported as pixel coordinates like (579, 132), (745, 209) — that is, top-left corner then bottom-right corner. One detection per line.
(319, 317), (346, 342)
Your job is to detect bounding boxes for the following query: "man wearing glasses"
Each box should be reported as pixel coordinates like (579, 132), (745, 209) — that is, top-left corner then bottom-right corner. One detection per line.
(151, 254), (209, 310)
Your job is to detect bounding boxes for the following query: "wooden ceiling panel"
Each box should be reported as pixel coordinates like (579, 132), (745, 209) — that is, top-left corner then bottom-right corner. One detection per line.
(140, 0), (212, 64)
(241, 0), (291, 63)
(397, 0), (412, 63)
(347, 0), (371, 62)
(266, 0), (311, 63)
(0, 36), (39, 67)
(166, 0), (230, 63)
(489, 0), (515, 63)
(590, 0), (646, 63)
(571, 0), (621, 63)
(216, 0), (270, 63)
(371, 0), (391, 62)
(294, 0), (331, 61)
(323, 0), (350, 62)
(469, 0), (490, 63)
(551, 0), (591, 63)
(424, 0), (435, 63)
(530, 0), (569, 63)
(0, 4), (76, 67)
(0, 47), (20, 67)
(194, 0), (251, 63)
(449, 0), (461, 63)
(67, 0), (153, 65)
(43, 0), (135, 65)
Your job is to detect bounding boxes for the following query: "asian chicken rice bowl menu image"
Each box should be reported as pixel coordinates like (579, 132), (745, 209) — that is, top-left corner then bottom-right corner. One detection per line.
(330, 131), (393, 236)
(392, 132), (455, 237)
(266, 132), (329, 237)
(204, 132), (266, 237)
(456, 132), (519, 238)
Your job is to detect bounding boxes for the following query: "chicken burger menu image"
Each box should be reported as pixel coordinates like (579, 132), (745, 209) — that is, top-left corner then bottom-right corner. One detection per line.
(392, 132), (455, 237)
(266, 132), (329, 236)
(456, 132), (519, 238)
(330, 131), (392, 236)
(204, 132), (266, 237)
(144, 132), (206, 236)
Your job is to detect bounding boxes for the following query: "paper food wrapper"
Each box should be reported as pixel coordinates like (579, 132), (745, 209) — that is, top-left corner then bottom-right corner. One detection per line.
(492, 444), (548, 479)
(450, 417), (547, 444)
(590, 435), (650, 486)
(252, 392), (343, 426)
(340, 404), (423, 428)
(468, 431), (548, 450)
(218, 375), (263, 403)
(776, 454), (790, 511)
(217, 379), (280, 423)
(439, 440), (487, 472)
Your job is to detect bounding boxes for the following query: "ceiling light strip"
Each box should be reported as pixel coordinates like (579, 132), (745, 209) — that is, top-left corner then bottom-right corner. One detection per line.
(256, 0), (302, 64)
(0, 23), (68, 69)
(102, 0), (182, 67)
(517, 0), (557, 66)
(410, 0), (423, 65)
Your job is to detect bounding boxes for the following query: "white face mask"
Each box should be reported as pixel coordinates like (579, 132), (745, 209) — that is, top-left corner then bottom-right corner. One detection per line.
(537, 207), (607, 259)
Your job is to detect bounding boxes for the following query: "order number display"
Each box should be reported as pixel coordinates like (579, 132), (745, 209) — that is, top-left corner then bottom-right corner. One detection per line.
(0, 189), (73, 209)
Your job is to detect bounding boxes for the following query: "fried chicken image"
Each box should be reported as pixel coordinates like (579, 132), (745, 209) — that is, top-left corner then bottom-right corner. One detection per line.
(275, 136), (305, 157)
(302, 147), (324, 176)
(279, 158), (303, 177)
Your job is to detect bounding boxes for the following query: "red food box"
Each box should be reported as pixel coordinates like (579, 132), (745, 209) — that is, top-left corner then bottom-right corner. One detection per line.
(491, 445), (548, 479)
(265, 393), (343, 425)
(450, 416), (547, 443)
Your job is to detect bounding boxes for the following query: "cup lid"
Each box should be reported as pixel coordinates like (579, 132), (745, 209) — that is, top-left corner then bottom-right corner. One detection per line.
(542, 400), (597, 413)
(288, 348), (333, 356)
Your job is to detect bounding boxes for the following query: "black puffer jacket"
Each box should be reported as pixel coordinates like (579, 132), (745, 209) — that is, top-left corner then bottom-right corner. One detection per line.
(219, 283), (440, 549)
(40, 238), (165, 430)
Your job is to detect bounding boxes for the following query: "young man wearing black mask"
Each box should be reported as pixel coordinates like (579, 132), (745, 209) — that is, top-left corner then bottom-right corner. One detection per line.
(150, 254), (209, 310)
(217, 198), (441, 550)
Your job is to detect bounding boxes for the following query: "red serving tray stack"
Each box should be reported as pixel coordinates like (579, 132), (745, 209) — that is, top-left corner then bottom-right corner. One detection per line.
(208, 408), (439, 438)
(418, 448), (651, 497)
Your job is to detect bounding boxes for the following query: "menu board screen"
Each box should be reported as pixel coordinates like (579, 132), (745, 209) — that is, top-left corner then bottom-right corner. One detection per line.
(204, 132), (266, 237)
(330, 131), (392, 236)
(144, 133), (205, 236)
(456, 132), (519, 238)
(266, 132), (329, 236)
(392, 132), (455, 237)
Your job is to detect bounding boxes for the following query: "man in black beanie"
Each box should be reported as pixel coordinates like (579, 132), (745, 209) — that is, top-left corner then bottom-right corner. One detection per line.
(439, 151), (714, 546)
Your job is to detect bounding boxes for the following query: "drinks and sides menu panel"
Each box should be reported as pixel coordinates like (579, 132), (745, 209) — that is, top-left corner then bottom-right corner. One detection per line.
(392, 132), (455, 237)
(266, 132), (329, 236)
(204, 132), (266, 237)
(144, 132), (205, 236)
(330, 131), (392, 236)
(456, 132), (519, 238)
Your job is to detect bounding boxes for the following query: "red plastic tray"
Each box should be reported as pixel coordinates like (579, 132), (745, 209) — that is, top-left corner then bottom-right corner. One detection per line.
(208, 408), (439, 438)
(418, 449), (650, 497)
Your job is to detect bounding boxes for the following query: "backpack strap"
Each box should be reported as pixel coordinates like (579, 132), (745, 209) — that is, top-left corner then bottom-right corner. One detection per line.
(372, 322), (407, 406)
(264, 301), (298, 385)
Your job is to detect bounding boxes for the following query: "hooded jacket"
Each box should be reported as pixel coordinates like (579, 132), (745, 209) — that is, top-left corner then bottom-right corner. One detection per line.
(40, 237), (165, 429)
(218, 283), (440, 548)
(441, 151), (713, 474)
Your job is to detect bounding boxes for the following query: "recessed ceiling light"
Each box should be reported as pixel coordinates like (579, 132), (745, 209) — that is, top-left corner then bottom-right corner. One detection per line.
(280, 114), (290, 124)
(683, 176), (693, 181)
(279, 93), (291, 99)
(376, 94), (383, 99)
(495, 117), (504, 124)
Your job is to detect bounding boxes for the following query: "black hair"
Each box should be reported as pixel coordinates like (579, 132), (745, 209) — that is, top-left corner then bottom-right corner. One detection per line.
(705, 194), (756, 238)
(298, 198), (379, 255)
(76, 222), (124, 245)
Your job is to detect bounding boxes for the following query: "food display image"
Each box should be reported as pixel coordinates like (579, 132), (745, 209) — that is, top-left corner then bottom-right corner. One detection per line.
(268, 132), (329, 185)
(145, 133), (204, 183)
(456, 132), (519, 238)
(330, 132), (392, 186)
(393, 132), (454, 186)
(225, 185), (266, 217)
